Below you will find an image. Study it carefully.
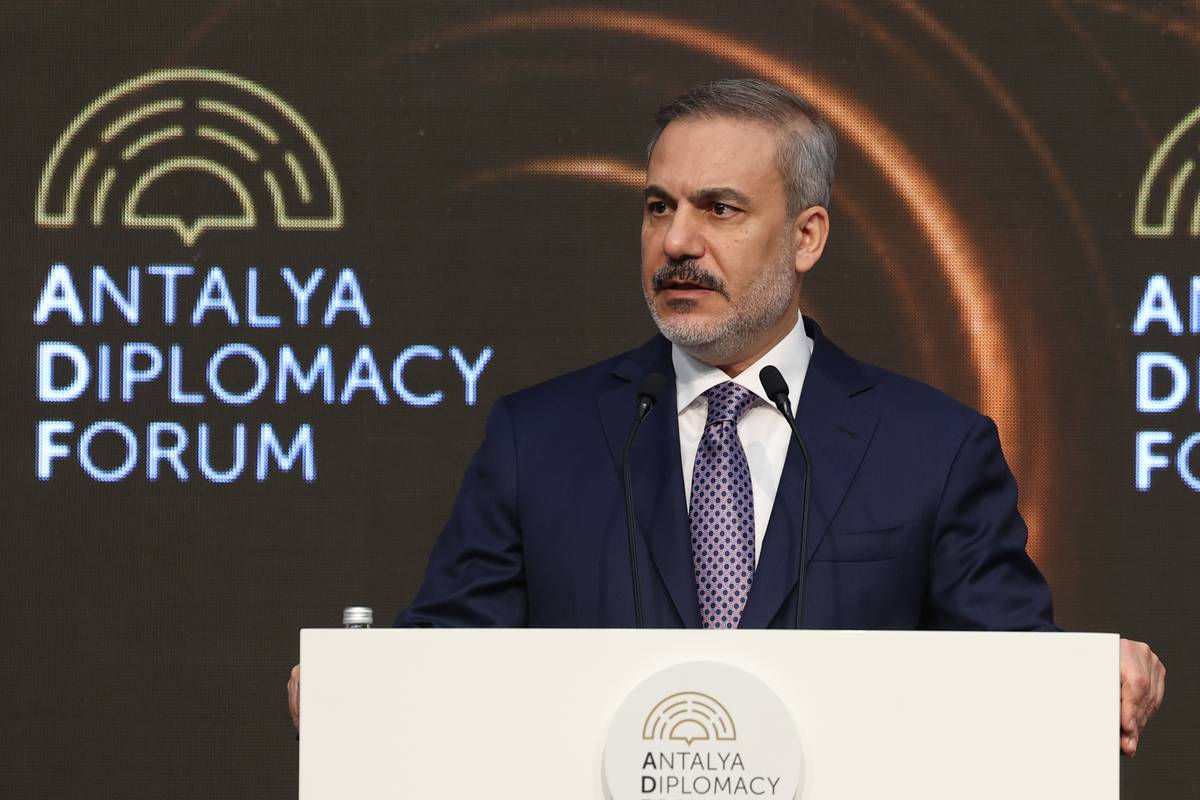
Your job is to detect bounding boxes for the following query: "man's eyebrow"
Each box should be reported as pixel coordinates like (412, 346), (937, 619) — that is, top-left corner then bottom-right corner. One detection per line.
(643, 184), (673, 200)
(692, 186), (752, 207)
(642, 184), (753, 207)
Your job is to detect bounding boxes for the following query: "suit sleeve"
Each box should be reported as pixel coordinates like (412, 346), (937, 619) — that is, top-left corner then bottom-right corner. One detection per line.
(922, 414), (1058, 631)
(393, 397), (528, 627)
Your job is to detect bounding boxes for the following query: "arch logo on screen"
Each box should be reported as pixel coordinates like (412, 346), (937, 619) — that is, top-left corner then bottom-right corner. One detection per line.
(35, 68), (342, 246)
(30, 69), (494, 485)
(1133, 104), (1200, 240)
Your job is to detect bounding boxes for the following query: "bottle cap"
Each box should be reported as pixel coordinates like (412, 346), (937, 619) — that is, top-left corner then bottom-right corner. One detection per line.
(342, 606), (373, 626)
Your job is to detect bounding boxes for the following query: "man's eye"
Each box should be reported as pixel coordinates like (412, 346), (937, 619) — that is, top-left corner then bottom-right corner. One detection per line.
(647, 201), (668, 215)
(712, 203), (734, 217)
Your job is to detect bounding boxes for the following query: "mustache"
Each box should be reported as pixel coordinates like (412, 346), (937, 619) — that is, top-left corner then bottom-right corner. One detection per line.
(650, 260), (729, 298)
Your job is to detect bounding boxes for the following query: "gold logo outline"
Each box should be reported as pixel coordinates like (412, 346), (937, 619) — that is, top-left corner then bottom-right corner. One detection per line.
(641, 691), (737, 746)
(35, 67), (343, 245)
(1133, 104), (1200, 238)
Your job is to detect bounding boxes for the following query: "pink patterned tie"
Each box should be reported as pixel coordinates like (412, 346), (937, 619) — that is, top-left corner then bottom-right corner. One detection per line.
(689, 381), (757, 629)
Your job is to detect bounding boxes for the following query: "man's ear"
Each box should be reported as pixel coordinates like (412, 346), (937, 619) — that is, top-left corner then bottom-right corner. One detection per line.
(792, 205), (830, 275)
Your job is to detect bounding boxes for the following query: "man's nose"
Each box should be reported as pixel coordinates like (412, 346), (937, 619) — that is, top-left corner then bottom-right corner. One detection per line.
(662, 207), (705, 261)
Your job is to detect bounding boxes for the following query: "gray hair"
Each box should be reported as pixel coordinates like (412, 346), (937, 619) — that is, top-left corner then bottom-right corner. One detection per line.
(646, 78), (838, 215)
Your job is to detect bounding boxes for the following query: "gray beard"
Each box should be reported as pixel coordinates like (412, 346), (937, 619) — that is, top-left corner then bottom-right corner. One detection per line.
(643, 241), (796, 366)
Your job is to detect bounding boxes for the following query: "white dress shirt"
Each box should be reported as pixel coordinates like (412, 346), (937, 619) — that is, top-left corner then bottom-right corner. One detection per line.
(673, 314), (814, 565)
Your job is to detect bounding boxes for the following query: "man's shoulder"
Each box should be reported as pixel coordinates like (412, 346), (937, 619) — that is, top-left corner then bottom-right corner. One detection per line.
(864, 360), (981, 420)
(499, 335), (666, 414)
(814, 328), (990, 436)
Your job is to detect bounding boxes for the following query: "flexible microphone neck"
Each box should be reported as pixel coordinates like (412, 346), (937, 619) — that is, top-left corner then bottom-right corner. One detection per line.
(622, 373), (666, 628)
(759, 365), (813, 630)
(764, 381), (794, 418)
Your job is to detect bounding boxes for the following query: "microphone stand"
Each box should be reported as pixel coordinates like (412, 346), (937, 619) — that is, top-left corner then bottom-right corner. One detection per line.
(622, 373), (665, 628)
(759, 366), (813, 629)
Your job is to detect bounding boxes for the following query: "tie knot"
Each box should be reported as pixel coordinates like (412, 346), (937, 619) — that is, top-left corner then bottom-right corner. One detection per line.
(703, 381), (757, 425)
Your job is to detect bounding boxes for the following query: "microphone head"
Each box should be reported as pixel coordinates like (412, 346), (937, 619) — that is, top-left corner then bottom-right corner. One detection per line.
(759, 365), (789, 403)
(638, 372), (667, 404)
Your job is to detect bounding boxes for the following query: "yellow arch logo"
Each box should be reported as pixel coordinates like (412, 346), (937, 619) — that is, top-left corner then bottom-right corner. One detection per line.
(1134, 104), (1200, 238)
(36, 68), (343, 246)
(641, 692), (737, 746)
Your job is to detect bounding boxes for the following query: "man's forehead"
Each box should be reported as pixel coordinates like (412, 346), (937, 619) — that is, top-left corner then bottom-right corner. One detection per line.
(646, 116), (783, 198)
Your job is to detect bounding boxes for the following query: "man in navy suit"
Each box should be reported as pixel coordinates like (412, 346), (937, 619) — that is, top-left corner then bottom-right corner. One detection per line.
(291, 79), (1163, 753)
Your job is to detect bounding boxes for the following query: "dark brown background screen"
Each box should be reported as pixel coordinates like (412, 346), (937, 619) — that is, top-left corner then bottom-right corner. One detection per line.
(1, 1), (1195, 797)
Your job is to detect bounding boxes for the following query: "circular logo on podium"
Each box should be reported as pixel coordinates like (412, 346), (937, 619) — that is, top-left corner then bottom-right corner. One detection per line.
(603, 661), (804, 799)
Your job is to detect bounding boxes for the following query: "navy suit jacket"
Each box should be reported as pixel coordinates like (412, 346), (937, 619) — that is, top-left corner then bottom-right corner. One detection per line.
(396, 318), (1055, 630)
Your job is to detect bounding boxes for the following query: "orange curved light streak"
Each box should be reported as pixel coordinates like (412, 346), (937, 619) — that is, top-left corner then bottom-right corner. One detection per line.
(455, 156), (644, 191)
(426, 7), (1048, 546)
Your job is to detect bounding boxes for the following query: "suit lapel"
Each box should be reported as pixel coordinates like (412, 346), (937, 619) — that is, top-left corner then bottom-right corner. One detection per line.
(597, 337), (701, 628)
(740, 320), (880, 628)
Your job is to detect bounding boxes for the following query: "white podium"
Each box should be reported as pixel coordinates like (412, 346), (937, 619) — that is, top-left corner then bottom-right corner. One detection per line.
(298, 629), (1116, 799)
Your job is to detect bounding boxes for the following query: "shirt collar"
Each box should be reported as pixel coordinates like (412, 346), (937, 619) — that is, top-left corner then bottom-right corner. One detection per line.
(672, 313), (814, 414)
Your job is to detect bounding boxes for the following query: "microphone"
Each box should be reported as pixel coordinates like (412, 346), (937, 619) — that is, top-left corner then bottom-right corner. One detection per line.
(759, 365), (813, 629)
(623, 372), (666, 628)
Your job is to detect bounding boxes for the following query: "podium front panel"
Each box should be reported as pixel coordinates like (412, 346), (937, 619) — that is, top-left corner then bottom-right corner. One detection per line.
(298, 629), (1116, 799)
